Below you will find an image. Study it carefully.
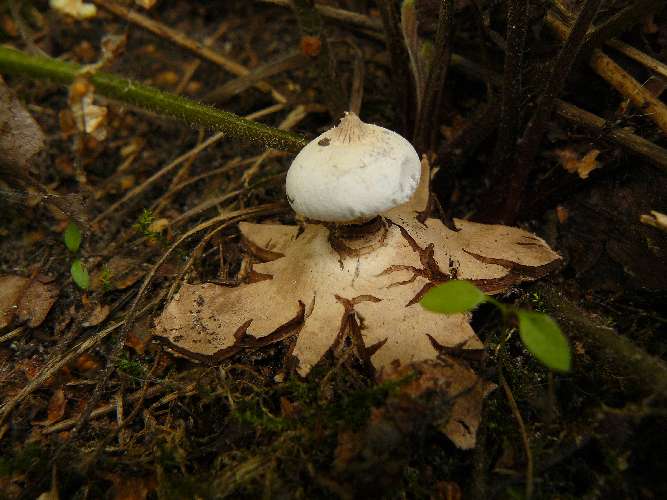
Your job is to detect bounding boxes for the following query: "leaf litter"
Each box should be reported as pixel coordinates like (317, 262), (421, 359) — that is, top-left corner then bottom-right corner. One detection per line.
(0, 275), (59, 329)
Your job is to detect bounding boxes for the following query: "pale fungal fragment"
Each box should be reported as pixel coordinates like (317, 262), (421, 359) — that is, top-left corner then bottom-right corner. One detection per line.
(286, 112), (421, 222)
(50, 0), (97, 20)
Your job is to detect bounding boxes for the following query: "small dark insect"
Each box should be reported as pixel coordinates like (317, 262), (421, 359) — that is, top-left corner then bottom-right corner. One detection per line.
(318, 138), (331, 146)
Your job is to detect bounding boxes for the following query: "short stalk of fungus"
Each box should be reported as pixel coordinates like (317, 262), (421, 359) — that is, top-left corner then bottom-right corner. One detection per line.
(155, 113), (561, 448)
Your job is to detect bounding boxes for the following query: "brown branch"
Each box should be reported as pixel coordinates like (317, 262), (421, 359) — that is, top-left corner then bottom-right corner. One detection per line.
(606, 39), (667, 80)
(547, 11), (667, 137)
(43, 383), (196, 434)
(447, 52), (667, 171)
(497, 0), (604, 224)
(583, 0), (665, 52)
(589, 49), (667, 135)
(257, 0), (382, 32)
(205, 51), (308, 104)
(553, 99), (667, 171)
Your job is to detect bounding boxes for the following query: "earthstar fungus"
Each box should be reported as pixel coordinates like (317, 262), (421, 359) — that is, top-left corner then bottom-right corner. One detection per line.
(155, 113), (561, 448)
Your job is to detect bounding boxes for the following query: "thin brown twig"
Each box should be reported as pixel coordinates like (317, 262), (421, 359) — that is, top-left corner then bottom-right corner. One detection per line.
(90, 0), (287, 103)
(92, 103), (285, 225)
(84, 349), (165, 470)
(256, 0), (382, 32)
(0, 326), (25, 344)
(0, 295), (161, 427)
(205, 51), (308, 104)
(547, 11), (667, 137)
(166, 203), (290, 304)
(553, 99), (667, 170)
(589, 49), (667, 135)
(499, 367), (534, 500)
(583, 0), (665, 52)
(175, 21), (233, 95)
(42, 383), (193, 434)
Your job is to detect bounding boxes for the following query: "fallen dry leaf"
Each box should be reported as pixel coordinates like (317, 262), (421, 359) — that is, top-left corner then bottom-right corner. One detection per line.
(91, 256), (144, 291)
(72, 353), (101, 373)
(17, 357), (43, 381)
(46, 388), (66, 424)
(135, 0), (157, 9)
(107, 474), (157, 500)
(0, 76), (45, 168)
(125, 316), (153, 354)
(68, 77), (107, 141)
(555, 147), (601, 179)
(381, 358), (495, 449)
(34, 388), (67, 426)
(0, 275), (59, 328)
(82, 302), (110, 327)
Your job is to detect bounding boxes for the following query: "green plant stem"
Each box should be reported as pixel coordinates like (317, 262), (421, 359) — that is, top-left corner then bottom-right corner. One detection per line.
(0, 46), (307, 153)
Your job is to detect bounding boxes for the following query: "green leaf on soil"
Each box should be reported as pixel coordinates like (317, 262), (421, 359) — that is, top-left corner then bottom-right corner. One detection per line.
(420, 280), (487, 314)
(518, 311), (571, 372)
(71, 259), (90, 290)
(64, 221), (82, 253)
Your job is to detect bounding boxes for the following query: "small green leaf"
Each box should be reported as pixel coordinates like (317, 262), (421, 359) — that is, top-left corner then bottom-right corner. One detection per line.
(420, 280), (487, 314)
(518, 311), (571, 372)
(70, 259), (90, 290)
(63, 222), (82, 253)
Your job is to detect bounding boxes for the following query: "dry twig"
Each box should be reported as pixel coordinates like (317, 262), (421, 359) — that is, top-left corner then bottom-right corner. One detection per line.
(91, 0), (287, 103)
(499, 367), (534, 500)
(92, 104), (286, 224)
(257, 0), (382, 31)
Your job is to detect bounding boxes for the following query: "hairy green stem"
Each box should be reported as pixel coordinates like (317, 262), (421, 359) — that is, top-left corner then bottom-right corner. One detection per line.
(415, 0), (453, 152)
(0, 46), (307, 153)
